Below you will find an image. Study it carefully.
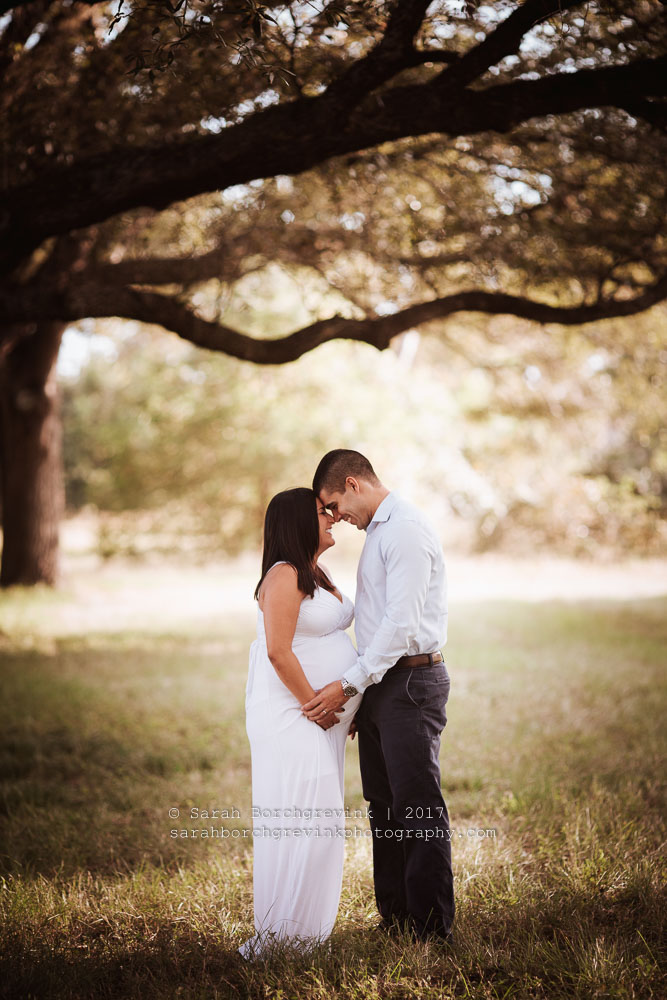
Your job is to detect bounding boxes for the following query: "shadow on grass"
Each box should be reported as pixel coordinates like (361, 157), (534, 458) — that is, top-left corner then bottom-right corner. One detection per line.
(0, 636), (251, 879)
(1, 873), (664, 1000)
(0, 930), (248, 1000)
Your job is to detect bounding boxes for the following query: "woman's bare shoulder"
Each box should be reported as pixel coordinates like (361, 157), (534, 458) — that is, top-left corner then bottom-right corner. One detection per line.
(264, 562), (298, 583)
(258, 563), (300, 608)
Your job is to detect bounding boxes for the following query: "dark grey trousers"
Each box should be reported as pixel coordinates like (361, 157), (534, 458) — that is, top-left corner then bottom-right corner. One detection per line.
(356, 661), (454, 938)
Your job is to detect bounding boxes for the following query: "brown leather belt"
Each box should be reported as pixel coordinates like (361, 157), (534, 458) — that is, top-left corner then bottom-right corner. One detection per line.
(394, 651), (444, 668)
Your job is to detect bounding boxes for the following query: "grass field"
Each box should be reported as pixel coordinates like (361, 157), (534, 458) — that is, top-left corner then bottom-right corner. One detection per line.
(0, 558), (665, 999)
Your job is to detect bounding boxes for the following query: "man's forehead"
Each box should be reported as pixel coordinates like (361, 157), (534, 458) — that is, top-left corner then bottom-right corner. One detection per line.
(318, 488), (343, 505)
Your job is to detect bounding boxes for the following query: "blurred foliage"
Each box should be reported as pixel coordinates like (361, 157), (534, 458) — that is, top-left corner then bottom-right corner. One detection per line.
(60, 263), (667, 558)
(61, 320), (459, 558)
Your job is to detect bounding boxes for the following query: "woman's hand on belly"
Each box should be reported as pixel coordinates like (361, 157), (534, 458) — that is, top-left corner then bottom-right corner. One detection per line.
(305, 689), (338, 730)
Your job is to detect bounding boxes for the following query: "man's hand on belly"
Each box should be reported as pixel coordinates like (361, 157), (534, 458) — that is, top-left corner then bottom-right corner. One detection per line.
(302, 681), (348, 727)
(315, 713), (339, 730)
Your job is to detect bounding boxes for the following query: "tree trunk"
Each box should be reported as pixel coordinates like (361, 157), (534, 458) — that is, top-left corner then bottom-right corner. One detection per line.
(0, 322), (65, 586)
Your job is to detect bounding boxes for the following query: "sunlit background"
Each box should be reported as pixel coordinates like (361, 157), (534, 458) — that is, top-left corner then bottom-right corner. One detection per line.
(55, 279), (667, 572)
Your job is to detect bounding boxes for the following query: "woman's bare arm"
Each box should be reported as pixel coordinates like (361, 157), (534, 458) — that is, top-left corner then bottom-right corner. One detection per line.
(260, 564), (320, 708)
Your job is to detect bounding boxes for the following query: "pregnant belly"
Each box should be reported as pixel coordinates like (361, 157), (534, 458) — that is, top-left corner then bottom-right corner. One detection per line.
(294, 630), (358, 690)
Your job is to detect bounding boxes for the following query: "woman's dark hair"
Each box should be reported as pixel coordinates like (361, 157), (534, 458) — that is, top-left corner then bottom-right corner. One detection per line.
(254, 487), (333, 600)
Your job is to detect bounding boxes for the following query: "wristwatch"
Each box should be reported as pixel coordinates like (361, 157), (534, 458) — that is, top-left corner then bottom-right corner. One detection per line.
(340, 677), (359, 698)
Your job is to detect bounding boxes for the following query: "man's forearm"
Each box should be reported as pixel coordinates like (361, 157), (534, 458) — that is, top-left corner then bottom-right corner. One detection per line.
(343, 617), (416, 691)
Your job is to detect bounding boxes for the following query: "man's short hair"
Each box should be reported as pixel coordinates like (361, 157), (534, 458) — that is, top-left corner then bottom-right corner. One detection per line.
(313, 449), (380, 496)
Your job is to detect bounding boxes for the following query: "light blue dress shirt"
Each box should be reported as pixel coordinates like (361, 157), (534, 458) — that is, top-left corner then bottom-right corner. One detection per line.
(342, 491), (448, 692)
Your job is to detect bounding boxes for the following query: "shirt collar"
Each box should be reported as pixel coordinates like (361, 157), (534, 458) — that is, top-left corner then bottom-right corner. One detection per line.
(369, 490), (399, 526)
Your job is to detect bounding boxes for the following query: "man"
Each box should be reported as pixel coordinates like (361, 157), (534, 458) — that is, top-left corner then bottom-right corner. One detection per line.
(302, 449), (454, 942)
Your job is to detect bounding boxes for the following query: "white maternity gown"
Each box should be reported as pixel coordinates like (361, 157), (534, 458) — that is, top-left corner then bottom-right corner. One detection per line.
(239, 569), (362, 958)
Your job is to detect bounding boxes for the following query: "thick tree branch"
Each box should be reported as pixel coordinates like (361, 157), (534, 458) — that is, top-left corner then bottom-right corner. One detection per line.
(82, 224), (352, 285)
(618, 98), (667, 131)
(0, 0), (69, 15)
(407, 48), (459, 67)
(437, 0), (584, 90)
(84, 250), (245, 288)
(2, 274), (666, 363)
(1, 54), (665, 273)
(0, 0), (51, 81)
(320, 0), (433, 110)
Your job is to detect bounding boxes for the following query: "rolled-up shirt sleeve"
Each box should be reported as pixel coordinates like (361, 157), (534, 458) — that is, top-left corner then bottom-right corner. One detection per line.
(343, 520), (433, 691)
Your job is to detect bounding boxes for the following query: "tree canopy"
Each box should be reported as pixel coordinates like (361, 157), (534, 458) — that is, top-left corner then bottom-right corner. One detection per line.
(2, 0), (666, 356)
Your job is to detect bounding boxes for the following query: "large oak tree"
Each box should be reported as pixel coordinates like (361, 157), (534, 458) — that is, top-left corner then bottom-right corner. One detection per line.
(1, 0), (666, 584)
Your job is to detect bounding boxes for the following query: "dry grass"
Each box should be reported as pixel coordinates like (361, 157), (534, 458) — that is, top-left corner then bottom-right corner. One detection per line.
(0, 559), (665, 998)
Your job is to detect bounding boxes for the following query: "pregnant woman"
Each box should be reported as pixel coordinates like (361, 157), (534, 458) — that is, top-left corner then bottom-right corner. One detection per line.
(239, 487), (362, 959)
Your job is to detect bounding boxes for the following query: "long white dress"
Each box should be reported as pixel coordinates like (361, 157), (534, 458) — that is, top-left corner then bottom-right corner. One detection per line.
(239, 570), (362, 958)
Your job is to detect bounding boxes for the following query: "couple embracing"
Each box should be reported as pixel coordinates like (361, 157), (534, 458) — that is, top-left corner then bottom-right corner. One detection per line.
(239, 449), (454, 959)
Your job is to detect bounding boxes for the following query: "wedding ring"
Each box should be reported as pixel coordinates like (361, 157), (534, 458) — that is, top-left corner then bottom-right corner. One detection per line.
(321, 709), (328, 715)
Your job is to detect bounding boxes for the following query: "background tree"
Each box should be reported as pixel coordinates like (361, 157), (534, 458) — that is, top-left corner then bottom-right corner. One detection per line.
(1, 0), (666, 584)
(58, 295), (667, 562)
